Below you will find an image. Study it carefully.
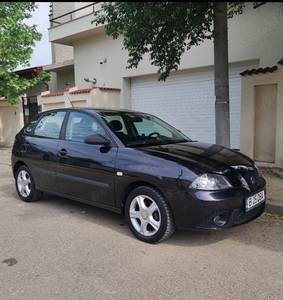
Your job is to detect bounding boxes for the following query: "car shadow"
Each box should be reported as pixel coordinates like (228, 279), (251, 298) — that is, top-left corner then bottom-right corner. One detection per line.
(166, 214), (283, 253)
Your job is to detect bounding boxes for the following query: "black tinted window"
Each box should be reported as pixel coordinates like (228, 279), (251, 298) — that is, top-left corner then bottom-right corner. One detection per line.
(34, 111), (66, 138)
(65, 112), (106, 142)
(25, 114), (42, 133)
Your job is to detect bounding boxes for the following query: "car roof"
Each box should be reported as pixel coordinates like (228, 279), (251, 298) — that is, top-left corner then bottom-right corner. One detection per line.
(45, 107), (146, 114)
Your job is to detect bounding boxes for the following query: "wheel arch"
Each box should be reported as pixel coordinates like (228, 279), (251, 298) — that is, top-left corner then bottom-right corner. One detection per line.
(119, 181), (172, 216)
(12, 161), (27, 178)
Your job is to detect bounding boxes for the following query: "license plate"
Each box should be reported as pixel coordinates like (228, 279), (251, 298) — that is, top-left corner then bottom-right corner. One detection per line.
(245, 190), (265, 212)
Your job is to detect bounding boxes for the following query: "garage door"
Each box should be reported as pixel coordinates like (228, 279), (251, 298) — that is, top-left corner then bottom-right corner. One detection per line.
(130, 63), (257, 149)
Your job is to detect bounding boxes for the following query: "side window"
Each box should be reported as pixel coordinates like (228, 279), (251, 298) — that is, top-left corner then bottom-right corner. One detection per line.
(34, 111), (66, 138)
(65, 112), (106, 142)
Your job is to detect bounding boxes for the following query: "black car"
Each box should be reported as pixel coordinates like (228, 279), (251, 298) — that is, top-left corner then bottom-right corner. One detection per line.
(11, 107), (266, 243)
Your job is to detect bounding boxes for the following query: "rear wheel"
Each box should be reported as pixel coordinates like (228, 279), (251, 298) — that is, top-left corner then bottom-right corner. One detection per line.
(15, 165), (43, 202)
(125, 186), (175, 244)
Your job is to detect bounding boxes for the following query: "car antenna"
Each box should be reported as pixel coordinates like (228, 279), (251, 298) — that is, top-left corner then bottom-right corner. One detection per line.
(64, 91), (74, 107)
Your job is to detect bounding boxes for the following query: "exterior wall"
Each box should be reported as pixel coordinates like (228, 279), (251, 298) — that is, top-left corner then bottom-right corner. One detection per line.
(74, 2), (96, 18)
(240, 63), (283, 167)
(227, 3), (283, 68)
(51, 44), (73, 64)
(90, 89), (121, 109)
(28, 83), (49, 96)
(56, 69), (76, 91)
(50, 2), (75, 63)
(37, 87), (121, 111)
(0, 100), (24, 147)
(49, 72), (58, 92)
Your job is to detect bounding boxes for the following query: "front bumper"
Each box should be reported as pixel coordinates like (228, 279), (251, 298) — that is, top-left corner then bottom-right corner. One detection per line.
(166, 177), (266, 230)
(196, 201), (265, 230)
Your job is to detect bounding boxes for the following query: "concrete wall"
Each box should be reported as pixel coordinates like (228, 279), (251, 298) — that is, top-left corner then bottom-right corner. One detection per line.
(50, 2), (74, 64)
(0, 100), (24, 147)
(37, 87), (121, 111)
(240, 63), (283, 167)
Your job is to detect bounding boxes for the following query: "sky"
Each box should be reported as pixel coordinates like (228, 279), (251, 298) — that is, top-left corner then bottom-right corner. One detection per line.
(24, 2), (52, 68)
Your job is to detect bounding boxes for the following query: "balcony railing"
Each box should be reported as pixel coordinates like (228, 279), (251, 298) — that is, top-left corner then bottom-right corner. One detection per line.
(49, 2), (101, 28)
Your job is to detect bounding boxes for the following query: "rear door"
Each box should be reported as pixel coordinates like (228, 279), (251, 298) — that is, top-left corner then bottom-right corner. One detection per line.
(22, 110), (66, 192)
(57, 111), (117, 207)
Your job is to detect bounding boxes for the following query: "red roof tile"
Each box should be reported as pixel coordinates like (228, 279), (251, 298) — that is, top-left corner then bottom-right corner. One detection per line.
(69, 88), (96, 94)
(99, 87), (120, 91)
(240, 66), (278, 76)
(42, 92), (64, 97)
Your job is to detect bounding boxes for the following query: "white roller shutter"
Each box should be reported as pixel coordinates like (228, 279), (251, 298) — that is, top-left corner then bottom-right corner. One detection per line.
(130, 63), (257, 149)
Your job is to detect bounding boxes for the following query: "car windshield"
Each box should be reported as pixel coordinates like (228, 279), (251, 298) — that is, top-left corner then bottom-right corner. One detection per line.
(100, 111), (191, 146)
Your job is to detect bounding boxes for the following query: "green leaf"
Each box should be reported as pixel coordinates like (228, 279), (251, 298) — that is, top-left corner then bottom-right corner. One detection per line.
(0, 2), (50, 105)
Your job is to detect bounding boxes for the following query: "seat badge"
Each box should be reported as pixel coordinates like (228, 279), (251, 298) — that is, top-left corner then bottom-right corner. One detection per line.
(250, 176), (255, 184)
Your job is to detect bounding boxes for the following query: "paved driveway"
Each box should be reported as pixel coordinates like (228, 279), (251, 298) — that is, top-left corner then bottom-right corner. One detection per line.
(1, 148), (283, 300)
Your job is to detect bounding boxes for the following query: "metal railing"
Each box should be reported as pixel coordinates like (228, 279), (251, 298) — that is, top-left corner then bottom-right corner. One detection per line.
(49, 2), (100, 28)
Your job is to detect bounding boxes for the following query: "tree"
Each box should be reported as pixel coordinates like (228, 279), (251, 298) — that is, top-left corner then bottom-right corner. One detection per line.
(0, 2), (50, 105)
(91, 2), (247, 147)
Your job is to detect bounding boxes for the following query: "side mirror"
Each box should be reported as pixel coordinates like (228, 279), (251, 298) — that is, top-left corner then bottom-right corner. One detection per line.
(84, 134), (110, 146)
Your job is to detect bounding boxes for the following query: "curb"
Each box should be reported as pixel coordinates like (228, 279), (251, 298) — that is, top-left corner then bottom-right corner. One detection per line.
(265, 202), (283, 216)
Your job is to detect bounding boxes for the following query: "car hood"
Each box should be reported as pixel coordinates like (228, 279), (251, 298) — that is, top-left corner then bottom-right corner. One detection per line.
(138, 141), (255, 174)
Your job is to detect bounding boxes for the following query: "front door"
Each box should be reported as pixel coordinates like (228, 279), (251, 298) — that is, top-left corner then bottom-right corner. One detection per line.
(254, 84), (277, 163)
(57, 111), (117, 207)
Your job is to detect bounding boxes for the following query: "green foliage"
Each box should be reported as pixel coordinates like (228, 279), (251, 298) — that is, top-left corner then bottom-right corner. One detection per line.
(0, 2), (51, 105)
(92, 2), (246, 81)
(1, 72), (51, 106)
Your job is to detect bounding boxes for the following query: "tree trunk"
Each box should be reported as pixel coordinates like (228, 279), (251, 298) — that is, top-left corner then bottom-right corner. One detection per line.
(214, 2), (230, 148)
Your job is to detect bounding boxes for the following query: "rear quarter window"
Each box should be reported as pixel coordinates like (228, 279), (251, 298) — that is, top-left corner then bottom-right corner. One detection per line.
(33, 111), (66, 138)
(25, 114), (42, 133)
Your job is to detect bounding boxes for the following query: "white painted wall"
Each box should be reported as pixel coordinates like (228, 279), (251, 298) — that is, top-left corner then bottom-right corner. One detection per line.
(70, 2), (283, 92)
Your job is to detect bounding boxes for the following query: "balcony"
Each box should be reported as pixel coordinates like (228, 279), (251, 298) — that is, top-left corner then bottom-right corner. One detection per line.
(49, 2), (104, 46)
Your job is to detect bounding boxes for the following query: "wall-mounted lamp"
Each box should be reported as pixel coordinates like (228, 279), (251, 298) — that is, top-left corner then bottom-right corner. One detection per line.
(100, 58), (107, 65)
(84, 78), (97, 84)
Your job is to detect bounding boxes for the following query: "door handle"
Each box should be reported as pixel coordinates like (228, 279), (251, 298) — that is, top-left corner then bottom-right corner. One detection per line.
(58, 148), (67, 156)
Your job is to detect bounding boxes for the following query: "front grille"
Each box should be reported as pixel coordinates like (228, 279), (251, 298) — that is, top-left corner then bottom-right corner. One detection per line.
(243, 170), (260, 191)
(225, 173), (242, 188)
(226, 165), (260, 192)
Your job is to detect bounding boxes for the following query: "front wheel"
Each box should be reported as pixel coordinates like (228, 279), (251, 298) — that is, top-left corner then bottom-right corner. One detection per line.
(125, 186), (175, 244)
(15, 165), (43, 202)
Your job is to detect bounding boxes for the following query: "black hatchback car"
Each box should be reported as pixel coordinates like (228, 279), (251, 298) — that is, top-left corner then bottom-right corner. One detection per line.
(11, 107), (266, 243)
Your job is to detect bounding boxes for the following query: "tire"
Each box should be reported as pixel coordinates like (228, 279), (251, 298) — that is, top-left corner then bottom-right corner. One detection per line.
(15, 165), (43, 202)
(125, 186), (175, 244)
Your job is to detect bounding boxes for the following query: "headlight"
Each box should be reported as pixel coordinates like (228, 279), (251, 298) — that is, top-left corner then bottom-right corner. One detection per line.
(189, 173), (232, 190)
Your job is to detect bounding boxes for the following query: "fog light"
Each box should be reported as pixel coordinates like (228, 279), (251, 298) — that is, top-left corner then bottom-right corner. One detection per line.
(213, 214), (228, 226)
